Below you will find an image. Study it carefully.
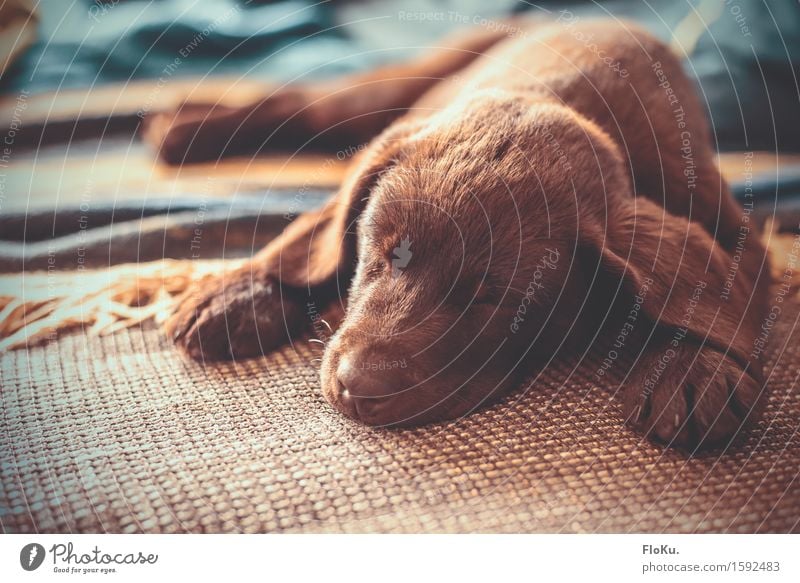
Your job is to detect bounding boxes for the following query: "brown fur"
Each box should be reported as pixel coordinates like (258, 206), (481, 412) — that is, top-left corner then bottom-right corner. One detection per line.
(152, 19), (770, 450)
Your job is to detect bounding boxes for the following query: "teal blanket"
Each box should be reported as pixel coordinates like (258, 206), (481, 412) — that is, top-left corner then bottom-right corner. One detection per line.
(2, 0), (799, 151)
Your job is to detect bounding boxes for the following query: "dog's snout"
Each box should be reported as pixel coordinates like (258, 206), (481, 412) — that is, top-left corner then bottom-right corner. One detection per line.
(336, 354), (405, 399)
(334, 352), (420, 424)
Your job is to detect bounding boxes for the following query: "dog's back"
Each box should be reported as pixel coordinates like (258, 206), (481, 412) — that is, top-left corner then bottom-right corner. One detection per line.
(414, 19), (743, 247)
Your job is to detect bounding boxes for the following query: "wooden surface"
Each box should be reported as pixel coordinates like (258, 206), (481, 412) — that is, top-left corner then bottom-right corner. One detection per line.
(3, 139), (348, 212)
(0, 77), (270, 129)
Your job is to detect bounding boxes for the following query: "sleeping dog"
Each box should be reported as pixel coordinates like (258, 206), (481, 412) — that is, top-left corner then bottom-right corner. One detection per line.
(147, 19), (770, 450)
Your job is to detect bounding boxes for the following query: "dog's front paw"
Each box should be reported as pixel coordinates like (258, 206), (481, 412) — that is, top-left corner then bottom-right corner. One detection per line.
(165, 269), (305, 361)
(623, 339), (766, 450)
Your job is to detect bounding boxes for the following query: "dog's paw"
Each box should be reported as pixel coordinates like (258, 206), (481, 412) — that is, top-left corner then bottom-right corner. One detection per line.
(143, 117), (221, 166)
(143, 92), (306, 164)
(142, 103), (239, 165)
(623, 339), (766, 450)
(165, 269), (306, 361)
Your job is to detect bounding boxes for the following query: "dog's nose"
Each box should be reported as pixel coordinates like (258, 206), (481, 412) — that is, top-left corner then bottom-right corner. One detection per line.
(336, 355), (401, 400)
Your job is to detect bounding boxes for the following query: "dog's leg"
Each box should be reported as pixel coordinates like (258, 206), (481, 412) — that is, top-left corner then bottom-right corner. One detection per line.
(600, 196), (770, 450)
(653, 146), (746, 251)
(623, 96), (770, 449)
(164, 207), (332, 361)
(144, 26), (515, 164)
(165, 121), (417, 360)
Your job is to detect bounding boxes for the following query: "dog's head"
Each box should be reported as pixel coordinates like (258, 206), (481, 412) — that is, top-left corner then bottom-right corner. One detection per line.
(272, 92), (635, 426)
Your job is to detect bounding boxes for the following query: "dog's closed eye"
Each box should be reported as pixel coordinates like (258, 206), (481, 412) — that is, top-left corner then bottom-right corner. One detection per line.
(364, 258), (391, 280)
(447, 277), (495, 307)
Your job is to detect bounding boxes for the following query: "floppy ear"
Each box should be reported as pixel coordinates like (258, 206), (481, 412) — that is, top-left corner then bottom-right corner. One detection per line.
(581, 196), (764, 370)
(259, 123), (414, 289)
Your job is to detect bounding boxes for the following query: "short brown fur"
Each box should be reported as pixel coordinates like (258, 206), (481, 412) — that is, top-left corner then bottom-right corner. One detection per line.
(152, 19), (770, 450)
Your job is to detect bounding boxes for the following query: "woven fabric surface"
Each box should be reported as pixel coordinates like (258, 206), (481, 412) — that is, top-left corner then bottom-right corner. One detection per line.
(2, 299), (799, 533)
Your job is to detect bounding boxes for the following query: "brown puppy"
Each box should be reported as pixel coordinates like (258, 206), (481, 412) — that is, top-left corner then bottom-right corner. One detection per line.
(153, 19), (770, 450)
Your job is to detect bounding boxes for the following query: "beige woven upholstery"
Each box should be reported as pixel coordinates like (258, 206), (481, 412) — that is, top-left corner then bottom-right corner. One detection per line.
(2, 300), (798, 533)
